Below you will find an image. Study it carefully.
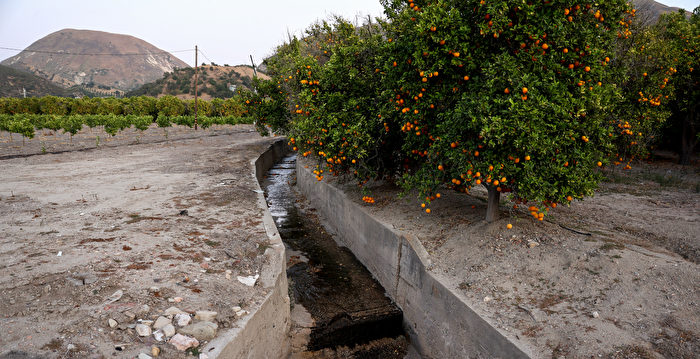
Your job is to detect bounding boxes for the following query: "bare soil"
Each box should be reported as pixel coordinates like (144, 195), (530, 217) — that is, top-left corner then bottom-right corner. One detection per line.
(0, 125), (278, 358)
(324, 157), (700, 359)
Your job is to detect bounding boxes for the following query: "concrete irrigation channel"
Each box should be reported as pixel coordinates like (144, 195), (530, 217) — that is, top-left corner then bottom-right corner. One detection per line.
(262, 154), (408, 358)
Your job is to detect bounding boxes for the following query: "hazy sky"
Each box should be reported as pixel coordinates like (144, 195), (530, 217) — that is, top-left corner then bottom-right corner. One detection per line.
(0, 0), (697, 68)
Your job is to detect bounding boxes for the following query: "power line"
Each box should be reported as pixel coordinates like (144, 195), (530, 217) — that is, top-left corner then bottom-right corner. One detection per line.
(0, 46), (194, 56)
(197, 48), (215, 64)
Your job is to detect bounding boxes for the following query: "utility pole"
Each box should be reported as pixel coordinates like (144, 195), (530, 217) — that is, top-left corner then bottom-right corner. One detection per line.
(194, 45), (198, 130)
(250, 55), (257, 78)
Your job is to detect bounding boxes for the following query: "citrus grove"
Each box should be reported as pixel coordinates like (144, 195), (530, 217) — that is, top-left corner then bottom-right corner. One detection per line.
(245, 0), (695, 222)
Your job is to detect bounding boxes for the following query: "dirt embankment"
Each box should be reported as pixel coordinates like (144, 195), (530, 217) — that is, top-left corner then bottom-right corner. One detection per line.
(0, 125), (280, 358)
(326, 158), (699, 358)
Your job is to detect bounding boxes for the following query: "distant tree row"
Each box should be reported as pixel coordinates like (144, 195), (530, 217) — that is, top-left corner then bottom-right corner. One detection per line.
(0, 95), (248, 119)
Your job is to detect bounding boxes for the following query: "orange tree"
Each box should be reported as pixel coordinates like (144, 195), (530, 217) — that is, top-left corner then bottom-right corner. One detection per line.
(659, 8), (699, 164)
(380, 0), (633, 221)
(606, 7), (677, 168)
(245, 18), (402, 184)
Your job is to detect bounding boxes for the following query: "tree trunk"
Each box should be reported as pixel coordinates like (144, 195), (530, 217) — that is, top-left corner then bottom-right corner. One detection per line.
(485, 184), (500, 222)
(679, 110), (697, 166)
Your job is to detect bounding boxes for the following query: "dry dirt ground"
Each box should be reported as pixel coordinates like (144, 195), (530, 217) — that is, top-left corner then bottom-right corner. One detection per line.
(0, 124), (278, 358)
(324, 157), (699, 359)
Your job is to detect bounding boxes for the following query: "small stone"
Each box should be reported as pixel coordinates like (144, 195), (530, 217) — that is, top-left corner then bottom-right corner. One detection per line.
(151, 346), (160, 357)
(162, 324), (176, 337)
(135, 304), (150, 316)
(153, 330), (164, 342)
(153, 316), (171, 330)
(136, 324), (152, 337)
(178, 321), (218, 340)
(168, 333), (199, 351)
(66, 344), (76, 351)
(235, 310), (247, 317)
(194, 310), (217, 322)
(137, 353), (152, 359)
(199, 354), (209, 359)
(108, 319), (118, 328)
(237, 274), (259, 287)
(592, 311), (600, 318)
(124, 311), (136, 321)
(164, 307), (186, 316)
(527, 241), (539, 248)
(231, 306), (241, 312)
(174, 297), (183, 303)
(149, 287), (160, 293)
(140, 320), (154, 327)
(174, 313), (191, 327)
(484, 296), (493, 303)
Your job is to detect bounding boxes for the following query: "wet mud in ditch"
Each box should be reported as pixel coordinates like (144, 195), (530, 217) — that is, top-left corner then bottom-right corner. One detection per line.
(262, 155), (407, 358)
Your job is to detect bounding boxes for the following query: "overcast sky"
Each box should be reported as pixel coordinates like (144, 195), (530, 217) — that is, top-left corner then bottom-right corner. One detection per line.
(0, 0), (697, 68)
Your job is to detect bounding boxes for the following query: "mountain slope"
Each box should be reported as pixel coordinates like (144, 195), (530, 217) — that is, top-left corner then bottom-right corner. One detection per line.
(0, 65), (78, 97)
(1, 29), (189, 92)
(127, 65), (269, 99)
(633, 0), (692, 23)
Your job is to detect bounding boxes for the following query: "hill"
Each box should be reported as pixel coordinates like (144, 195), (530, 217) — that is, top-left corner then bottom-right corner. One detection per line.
(126, 64), (269, 99)
(633, 0), (693, 23)
(0, 64), (79, 97)
(0, 29), (189, 94)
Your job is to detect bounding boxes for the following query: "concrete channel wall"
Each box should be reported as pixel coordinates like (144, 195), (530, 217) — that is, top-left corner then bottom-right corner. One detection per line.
(296, 160), (531, 359)
(204, 139), (291, 358)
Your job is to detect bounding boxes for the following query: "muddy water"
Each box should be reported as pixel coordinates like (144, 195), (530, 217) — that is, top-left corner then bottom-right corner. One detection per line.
(263, 155), (407, 358)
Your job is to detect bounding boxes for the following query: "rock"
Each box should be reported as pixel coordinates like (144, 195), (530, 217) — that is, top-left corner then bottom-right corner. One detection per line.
(108, 319), (118, 328)
(483, 296), (493, 303)
(237, 274), (259, 287)
(140, 320), (154, 327)
(153, 316), (171, 330)
(137, 353), (152, 359)
(149, 286), (160, 293)
(592, 311), (600, 318)
(66, 273), (97, 286)
(136, 324), (152, 337)
(231, 306), (241, 312)
(178, 321), (218, 341)
(105, 289), (123, 304)
(153, 330), (164, 342)
(66, 344), (76, 351)
(151, 346), (160, 357)
(164, 306), (186, 316)
(168, 333), (199, 351)
(194, 310), (217, 322)
(199, 354), (209, 359)
(174, 313), (191, 327)
(527, 241), (539, 248)
(135, 304), (150, 317)
(235, 309), (247, 317)
(162, 324), (176, 337)
(124, 311), (136, 321)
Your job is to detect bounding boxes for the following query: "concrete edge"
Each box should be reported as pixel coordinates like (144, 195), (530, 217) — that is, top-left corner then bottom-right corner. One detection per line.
(296, 158), (532, 359)
(204, 139), (290, 359)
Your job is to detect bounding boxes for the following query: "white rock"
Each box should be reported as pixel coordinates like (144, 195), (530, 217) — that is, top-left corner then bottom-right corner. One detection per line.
(136, 323), (152, 337)
(231, 306), (241, 312)
(174, 313), (191, 327)
(168, 333), (199, 351)
(162, 323), (176, 337)
(527, 241), (540, 248)
(592, 311), (600, 318)
(194, 310), (217, 322)
(137, 353), (152, 359)
(199, 354), (209, 359)
(237, 274), (259, 287)
(164, 306), (186, 316)
(484, 296), (493, 303)
(153, 330), (165, 342)
(108, 319), (118, 328)
(153, 316), (171, 330)
(105, 289), (123, 304)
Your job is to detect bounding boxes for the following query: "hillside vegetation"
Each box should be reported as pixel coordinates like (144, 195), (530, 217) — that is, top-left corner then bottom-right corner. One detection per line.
(126, 65), (268, 99)
(0, 65), (77, 98)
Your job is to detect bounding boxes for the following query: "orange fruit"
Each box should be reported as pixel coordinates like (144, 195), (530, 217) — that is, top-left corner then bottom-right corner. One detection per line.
(507, 223), (513, 229)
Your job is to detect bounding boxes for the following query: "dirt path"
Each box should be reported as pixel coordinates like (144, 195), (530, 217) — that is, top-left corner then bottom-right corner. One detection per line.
(0, 125), (278, 358)
(325, 159), (700, 358)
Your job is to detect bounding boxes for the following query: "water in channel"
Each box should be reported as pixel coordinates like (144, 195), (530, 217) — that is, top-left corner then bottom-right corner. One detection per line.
(262, 154), (408, 358)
